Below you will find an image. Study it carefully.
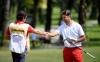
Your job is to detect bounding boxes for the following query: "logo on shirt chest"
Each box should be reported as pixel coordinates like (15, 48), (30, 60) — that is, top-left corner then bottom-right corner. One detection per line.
(11, 27), (25, 34)
(72, 27), (75, 30)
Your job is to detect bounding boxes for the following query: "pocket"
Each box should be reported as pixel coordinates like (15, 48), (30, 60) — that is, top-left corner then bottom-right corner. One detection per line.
(20, 48), (27, 57)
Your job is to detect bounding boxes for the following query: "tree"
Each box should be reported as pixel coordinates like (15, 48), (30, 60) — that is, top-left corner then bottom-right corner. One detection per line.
(78, 0), (86, 28)
(61, 0), (66, 10)
(89, 0), (98, 19)
(0, 0), (3, 46)
(45, 0), (52, 32)
(10, 0), (17, 13)
(0, 0), (10, 46)
(78, 0), (87, 46)
(38, 8), (44, 24)
(0, 0), (3, 31)
(38, 0), (47, 24)
(66, 0), (76, 10)
(97, 0), (100, 26)
(17, 0), (24, 12)
(30, 0), (39, 28)
(44, 0), (52, 43)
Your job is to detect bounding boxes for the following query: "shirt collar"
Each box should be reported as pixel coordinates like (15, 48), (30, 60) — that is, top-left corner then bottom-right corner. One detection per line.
(66, 20), (74, 26)
(15, 20), (24, 24)
(70, 20), (74, 26)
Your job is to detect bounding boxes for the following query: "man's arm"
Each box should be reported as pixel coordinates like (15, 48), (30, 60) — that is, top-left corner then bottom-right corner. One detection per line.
(28, 25), (47, 36)
(76, 35), (86, 43)
(70, 35), (86, 44)
(48, 31), (59, 37)
(33, 29), (47, 35)
(77, 24), (86, 42)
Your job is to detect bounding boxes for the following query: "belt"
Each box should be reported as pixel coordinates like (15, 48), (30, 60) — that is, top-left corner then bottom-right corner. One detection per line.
(66, 47), (77, 48)
(65, 46), (81, 49)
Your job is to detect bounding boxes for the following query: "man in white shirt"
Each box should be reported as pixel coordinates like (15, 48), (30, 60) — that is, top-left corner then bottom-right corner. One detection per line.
(47, 9), (86, 62)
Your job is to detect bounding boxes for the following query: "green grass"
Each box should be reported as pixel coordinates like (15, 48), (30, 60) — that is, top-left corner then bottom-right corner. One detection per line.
(0, 46), (100, 62)
(86, 24), (100, 39)
(86, 24), (100, 46)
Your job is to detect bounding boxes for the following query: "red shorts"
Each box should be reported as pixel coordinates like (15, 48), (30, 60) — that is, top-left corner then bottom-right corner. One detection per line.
(63, 47), (83, 62)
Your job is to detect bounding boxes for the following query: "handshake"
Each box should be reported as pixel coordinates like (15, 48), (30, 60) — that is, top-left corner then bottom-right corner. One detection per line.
(43, 32), (50, 38)
(43, 32), (56, 38)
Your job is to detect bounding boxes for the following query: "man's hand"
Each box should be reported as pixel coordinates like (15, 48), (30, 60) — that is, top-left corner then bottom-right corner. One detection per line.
(66, 37), (77, 45)
(69, 41), (76, 45)
(43, 32), (49, 39)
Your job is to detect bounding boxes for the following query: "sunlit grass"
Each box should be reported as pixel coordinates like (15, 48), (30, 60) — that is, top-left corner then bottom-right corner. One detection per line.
(0, 46), (100, 62)
(86, 24), (100, 39)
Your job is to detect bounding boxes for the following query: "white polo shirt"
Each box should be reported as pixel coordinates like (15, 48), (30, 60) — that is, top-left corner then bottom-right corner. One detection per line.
(9, 23), (29, 53)
(56, 21), (85, 48)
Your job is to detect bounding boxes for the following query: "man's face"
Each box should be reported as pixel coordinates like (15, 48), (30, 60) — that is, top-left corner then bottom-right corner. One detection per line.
(23, 16), (27, 22)
(62, 14), (69, 23)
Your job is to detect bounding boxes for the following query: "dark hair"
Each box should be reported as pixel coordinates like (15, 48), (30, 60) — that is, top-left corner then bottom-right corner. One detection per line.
(61, 9), (71, 16)
(16, 10), (27, 20)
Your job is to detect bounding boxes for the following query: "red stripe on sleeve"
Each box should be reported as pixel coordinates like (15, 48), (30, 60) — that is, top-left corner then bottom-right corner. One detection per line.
(28, 25), (34, 33)
(6, 27), (10, 35)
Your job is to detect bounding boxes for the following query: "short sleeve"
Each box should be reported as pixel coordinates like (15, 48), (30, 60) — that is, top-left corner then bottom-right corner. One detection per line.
(28, 25), (34, 33)
(6, 27), (10, 35)
(56, 25), (64, 35)
(78, 24), (85, 36)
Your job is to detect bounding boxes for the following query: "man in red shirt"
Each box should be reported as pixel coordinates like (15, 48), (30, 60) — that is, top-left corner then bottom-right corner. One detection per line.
(6, 10), (47, 62)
